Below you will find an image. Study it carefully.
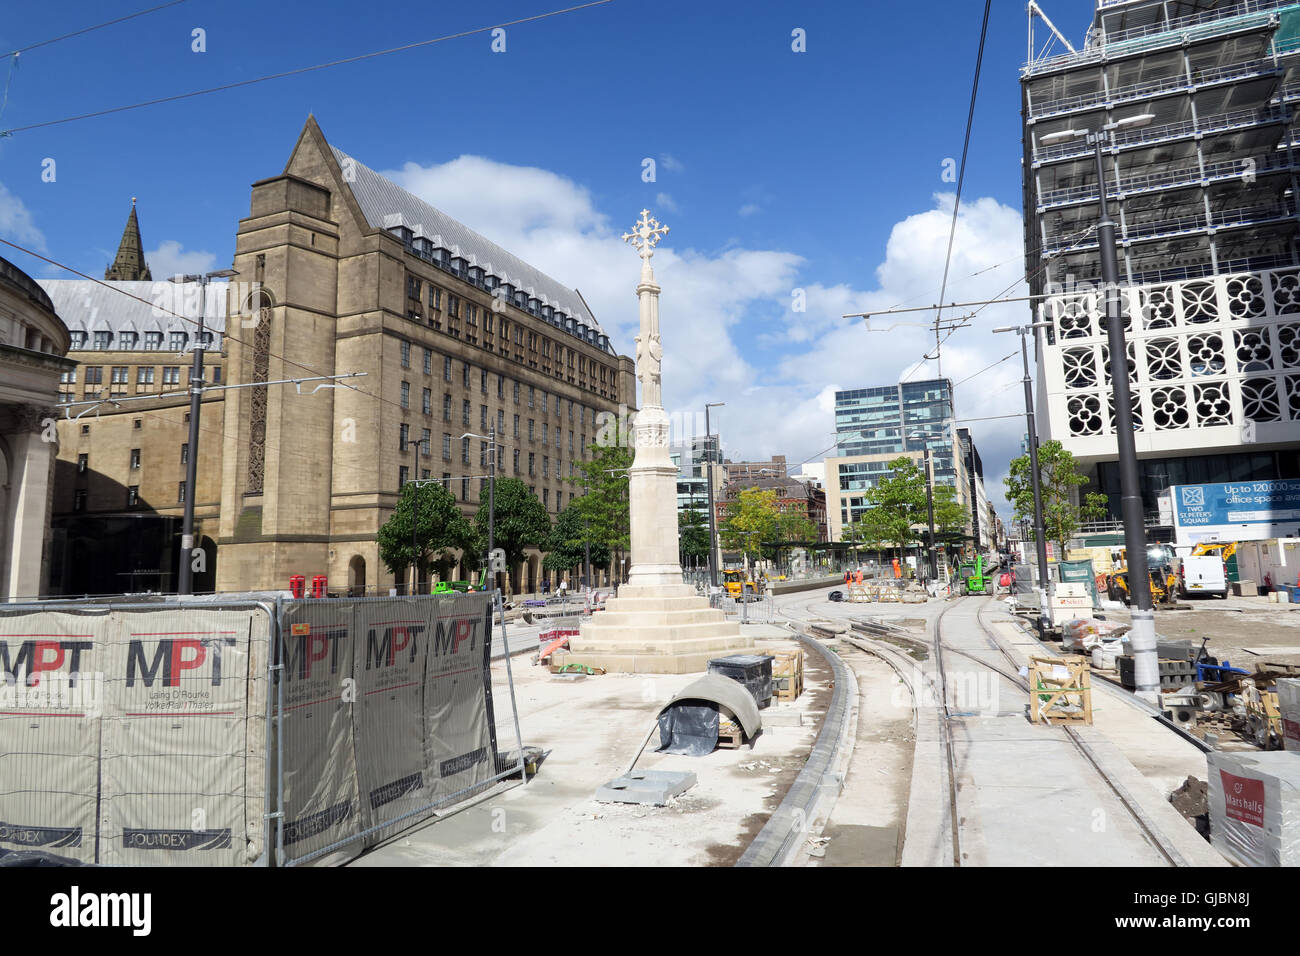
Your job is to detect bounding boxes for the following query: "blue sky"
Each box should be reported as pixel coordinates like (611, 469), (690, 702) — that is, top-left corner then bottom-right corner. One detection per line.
(0, 0), (1100, 512)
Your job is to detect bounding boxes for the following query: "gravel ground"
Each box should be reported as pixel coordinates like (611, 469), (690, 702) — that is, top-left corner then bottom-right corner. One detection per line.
(1098, 594), (1300, 667)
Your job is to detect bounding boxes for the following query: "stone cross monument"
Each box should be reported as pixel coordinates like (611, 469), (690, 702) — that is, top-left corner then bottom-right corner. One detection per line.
(550, 210), (755, 673)
(622, 210), (685, 588)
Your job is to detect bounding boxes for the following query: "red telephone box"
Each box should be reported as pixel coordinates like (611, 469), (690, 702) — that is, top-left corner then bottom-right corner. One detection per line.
(310, 574), (328, 599)
(289, 575), (306, 599)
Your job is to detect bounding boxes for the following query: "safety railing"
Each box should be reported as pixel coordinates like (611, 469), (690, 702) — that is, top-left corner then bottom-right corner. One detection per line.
(1038, 152), (1299, 208)
(1034, 105), (1286, 164)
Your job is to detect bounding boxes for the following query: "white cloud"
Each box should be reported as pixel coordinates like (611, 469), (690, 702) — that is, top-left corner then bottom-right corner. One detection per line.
(655, 192), (680, 213)
(660, 154), (685, 173)
(0, 181), (46, 252)
(382, 159), (1029, 519)
(738, 203), (761, 217)
(145, 240), (217, 280)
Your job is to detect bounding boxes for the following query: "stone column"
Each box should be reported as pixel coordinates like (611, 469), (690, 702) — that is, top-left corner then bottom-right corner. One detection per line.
(7, 405), (57, 600)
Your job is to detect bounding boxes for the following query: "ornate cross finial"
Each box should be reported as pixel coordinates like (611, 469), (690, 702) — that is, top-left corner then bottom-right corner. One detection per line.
(621, 208), (669, 260)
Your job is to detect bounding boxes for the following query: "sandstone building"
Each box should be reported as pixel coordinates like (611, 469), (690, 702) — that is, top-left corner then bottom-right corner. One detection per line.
(47, 118), (635, 595)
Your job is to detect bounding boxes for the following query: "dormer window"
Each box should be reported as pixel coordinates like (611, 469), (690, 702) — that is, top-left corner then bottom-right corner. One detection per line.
(144, 331), (163, 351)
(169, 331), (187, 351)
(119, 331), (138, 349)
(70, 331), (88, 349)
(92, 331), (112, 350)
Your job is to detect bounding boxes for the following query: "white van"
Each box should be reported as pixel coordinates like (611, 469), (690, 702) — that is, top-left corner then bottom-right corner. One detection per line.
(1178, 555), (1228, 599)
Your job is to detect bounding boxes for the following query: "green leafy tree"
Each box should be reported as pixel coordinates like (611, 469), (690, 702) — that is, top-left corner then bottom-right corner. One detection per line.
(543, 500), (610, 577)
(719, 487), (782, 562)
(1004, 439), (1108, 554)
(678, 508), (711, 564)
(571, 418), (633, 580)
(378, 482), (476, 583)
(473, 478), (551, 584)
(776, 508), (818, 545)
(858, 457), (928, 553)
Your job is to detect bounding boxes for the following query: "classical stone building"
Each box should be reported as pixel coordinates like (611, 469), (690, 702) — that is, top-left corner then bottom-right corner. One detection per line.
(45, 120), (635, 596)
(215, 117), (634, 594)
(0, 257), (74, 600)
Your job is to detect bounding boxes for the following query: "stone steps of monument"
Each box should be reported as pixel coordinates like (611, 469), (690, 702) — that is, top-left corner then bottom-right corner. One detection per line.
(602, 596), (713, 613)
(568, 630), (749, 656)
(591, 608), (728, 627)
(551, 646), (761, 675)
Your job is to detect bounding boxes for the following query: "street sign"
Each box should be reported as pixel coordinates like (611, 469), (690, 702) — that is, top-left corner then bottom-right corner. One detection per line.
(1170, 479), (1300, 546)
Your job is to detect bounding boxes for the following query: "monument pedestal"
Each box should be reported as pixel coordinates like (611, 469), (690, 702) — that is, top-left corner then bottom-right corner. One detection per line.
(552, 584), (756, 674)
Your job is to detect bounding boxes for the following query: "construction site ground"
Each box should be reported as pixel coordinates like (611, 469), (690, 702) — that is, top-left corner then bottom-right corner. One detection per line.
(1101, 593), (1300, 667)
(351, 623), (825, 867)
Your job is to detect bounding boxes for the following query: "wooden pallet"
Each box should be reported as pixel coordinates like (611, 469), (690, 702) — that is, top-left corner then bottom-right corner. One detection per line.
(1029, 654), (1093, 726)
(717, 717), (746, 750)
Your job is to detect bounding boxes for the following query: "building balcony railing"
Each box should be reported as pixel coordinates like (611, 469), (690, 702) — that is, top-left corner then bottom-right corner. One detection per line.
(1025, 0), (1292, 77)
(1033, 103), (1287, 164)
(1027, 50), (1292, 121)
(1037, 151), (1299, 209)
(1041, 200), (1297, 256)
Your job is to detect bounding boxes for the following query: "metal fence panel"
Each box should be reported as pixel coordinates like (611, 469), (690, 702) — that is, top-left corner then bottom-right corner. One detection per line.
(276, 592), (512, 866)
(0, 601), (273, 866)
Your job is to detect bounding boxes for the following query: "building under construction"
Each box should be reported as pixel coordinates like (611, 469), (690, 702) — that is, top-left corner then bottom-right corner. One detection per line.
(1023, 0), (1300, 525)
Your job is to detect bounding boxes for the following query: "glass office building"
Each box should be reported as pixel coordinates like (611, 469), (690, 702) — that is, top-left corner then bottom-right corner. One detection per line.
(834, 379), (958, 487)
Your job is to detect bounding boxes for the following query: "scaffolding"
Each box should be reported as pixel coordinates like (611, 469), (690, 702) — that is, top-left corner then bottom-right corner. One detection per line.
(1022, 0), (1300, 293)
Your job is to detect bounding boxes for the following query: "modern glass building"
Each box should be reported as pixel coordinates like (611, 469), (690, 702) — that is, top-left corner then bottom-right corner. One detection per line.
(834, 379), (959, 487)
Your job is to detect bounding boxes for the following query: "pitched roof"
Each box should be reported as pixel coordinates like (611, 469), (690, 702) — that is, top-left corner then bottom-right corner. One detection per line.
(37, 279), (228, 347)
(330, 144), (605, 337)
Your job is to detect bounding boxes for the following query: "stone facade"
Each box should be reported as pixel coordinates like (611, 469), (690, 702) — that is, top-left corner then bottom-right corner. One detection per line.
(45, 118), (635, 595)
(214, 117), (634, 594)
(0, 257), (74, 600)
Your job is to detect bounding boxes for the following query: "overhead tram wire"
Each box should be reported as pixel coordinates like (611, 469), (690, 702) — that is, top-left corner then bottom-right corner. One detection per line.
(0, 235), (604, 485)
(3, 1), (190, 57)
(0, 0), (618, 136)
(931, 0), (993, 377)
(2, 236), (425, 425)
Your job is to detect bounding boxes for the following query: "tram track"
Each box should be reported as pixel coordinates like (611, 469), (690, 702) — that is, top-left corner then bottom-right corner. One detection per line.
(778, 590), (1188, 867)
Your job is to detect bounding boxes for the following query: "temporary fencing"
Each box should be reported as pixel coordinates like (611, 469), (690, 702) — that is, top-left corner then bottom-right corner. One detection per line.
(0, 590), (525, 867)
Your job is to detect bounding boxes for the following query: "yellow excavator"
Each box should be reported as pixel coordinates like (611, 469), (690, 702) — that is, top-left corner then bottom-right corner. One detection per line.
(1106, 544), (1178, 605)
(722, 568), (763, 601)
(1191, 541), (1237, 561)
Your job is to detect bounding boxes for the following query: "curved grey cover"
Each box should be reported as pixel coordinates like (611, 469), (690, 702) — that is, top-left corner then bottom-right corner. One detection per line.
(662, 675), (762, 739)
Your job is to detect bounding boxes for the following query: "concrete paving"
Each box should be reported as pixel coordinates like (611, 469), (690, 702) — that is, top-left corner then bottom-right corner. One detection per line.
(773, 585), (1228, 867)
(350, 628), (824, 867)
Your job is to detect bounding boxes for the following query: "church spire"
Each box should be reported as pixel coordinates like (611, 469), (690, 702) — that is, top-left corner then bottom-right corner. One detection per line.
(105, 198), (152, 281)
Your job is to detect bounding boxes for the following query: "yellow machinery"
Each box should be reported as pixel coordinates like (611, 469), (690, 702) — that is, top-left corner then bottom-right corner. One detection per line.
(1191, 541), (1237, 560)
(1107, 545), (1177, 605)
(722, 568), (762, 601)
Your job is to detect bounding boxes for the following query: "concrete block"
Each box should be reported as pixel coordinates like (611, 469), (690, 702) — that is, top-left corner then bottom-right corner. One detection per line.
(595, 770), (696, 806)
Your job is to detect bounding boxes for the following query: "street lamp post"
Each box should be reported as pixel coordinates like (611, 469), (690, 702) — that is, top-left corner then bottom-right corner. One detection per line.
(994, 322), (1053, 634)
(171, 268), (237, 595)
(908, 432), (938, 585)
(462, 428), (497, 592)
(704, 402), (725, 589)
(1041, 113), (1160, 702)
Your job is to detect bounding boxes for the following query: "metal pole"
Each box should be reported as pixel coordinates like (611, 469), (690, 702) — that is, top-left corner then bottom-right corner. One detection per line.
(1019, 330), (1052, 633)
(488, 426), (495, 591)
(705, 405), (719, 589)
(582, 475), (592, 592)
(177, 278), (206, 595)
(411, 481), (418, 596)
(1094, 133), (1158, 703)
(924, 448), (937, 582)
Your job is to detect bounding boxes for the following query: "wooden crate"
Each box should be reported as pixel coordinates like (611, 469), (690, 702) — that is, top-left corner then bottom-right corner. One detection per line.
(772, 649), (804, 702)
(1029, 655), (1093, 726)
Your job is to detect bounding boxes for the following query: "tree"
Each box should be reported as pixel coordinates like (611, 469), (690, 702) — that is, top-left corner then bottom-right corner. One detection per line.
(473, 478), (551, 585)
(544, 500), (610, 577)
(377, 481), (476, 584)
(571, 418), (633, 581)
(857, 457), (928, 553)
(776, 508), (818, 545)
(1004, 439), (1108, 554)
(719, 488), (782, 562)
(678, 508), (711, 564)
